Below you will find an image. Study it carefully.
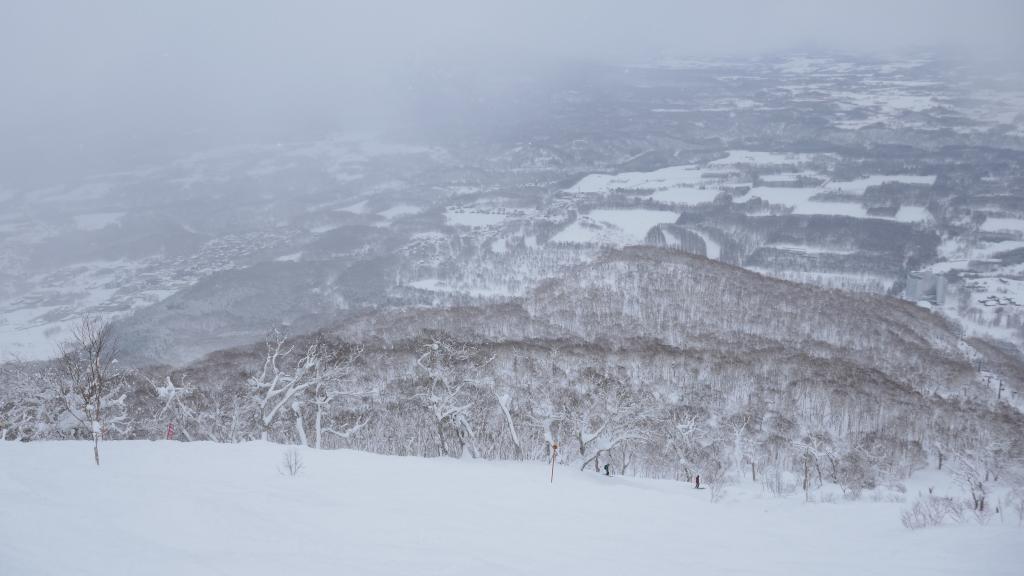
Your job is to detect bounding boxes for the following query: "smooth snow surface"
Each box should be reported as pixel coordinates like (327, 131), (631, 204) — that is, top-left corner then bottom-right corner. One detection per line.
(707, 150), (815, 167)
(275, 251), (303, 262)
(981, 218), (1024, 236)
(570, 165), (703, 194)
(551, 209), (678, 245)
(407, 278), (514, 298)
(769, 244), (857, 255)
(648, 186), (721, 205)
(73, 212), (125, 231)
(1, 442), (1020, 576)
(378, 204), (422, 219)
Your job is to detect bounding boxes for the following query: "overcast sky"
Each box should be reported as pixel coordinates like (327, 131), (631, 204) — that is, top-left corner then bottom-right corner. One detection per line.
(1, 0), (1022, 185)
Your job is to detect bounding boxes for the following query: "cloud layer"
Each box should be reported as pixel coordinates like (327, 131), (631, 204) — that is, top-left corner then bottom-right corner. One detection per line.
(1, 0), (1021, 184)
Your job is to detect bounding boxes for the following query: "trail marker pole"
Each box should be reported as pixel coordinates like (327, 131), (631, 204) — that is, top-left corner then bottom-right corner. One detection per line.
(550, 443), (558, 483)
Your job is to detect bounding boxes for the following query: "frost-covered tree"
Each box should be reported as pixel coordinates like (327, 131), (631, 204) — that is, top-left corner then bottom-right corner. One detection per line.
(247, 329), (319, 443)
(414, 336), (490, 458)
(491, 382), (523, 459)
(307, 339), (369, 449)
(0, 363), (63, 441)
(559, 369), (654, 472)
(955, 454), (989, 513)
(151, 375), (199, 441)
(55, 317), (125, 465)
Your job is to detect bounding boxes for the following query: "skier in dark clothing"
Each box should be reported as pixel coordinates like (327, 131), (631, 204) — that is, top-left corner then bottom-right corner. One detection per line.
(694, 475), (700, 489)
(603, 463), (611, 476)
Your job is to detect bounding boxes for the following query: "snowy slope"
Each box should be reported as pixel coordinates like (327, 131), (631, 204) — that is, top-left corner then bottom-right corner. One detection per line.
(1, 441), (1021, 576)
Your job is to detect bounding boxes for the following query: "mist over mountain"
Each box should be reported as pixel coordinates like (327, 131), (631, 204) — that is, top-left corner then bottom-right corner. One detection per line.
(3, 0), (1022, 186)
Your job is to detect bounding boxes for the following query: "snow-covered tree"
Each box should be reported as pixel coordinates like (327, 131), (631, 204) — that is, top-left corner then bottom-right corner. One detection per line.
(55, 317), (125, 465)
(414, 336), (490, 458)
(152, 374), (198, 441)
(491, 384), (523, 460)
(0, 363), (63, 441)
(559, 369), (654, 472)
(954, 454), (989, 513)
(307, 339), (369, 449)
(247, 329), (318, 443)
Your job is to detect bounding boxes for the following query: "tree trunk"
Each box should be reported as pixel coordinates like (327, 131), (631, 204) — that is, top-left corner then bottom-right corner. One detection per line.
(295, 410), (309, 447)
(92, 394), (101, 466)
(580, 451), (600, 472)
(436, 420), (448, 457)
(455, 427), (467, 458)
(493, 391), (522, 460)
(314, 406), (323, 450)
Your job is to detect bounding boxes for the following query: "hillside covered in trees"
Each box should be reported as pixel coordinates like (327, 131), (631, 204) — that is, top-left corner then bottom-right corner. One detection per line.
(4, 249), (1022, 506)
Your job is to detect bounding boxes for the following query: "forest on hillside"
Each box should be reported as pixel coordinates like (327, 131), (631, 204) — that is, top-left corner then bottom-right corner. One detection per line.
(4, 250), (1022, 516)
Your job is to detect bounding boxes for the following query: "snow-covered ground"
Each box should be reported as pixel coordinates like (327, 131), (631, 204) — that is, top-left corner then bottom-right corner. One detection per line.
(73, 212), (125, 231)
(567, 158), (937, 225)
(707, 149), (817, 167)
(407, 278), (516, 298)
(1, 441), (1020, 576)
(690, 228), (722, 259)
(829, 174), (937, 194)
(551, 209), (679, 246)
(647, 186), (721, 205)
(981, 218), (1024, 237)
(378, 204), (423, 219)
(571, 165), (704, 194)
(445, 208), (510, 228)
(737, 185), (933, 223)
(769, 243), (857, 255)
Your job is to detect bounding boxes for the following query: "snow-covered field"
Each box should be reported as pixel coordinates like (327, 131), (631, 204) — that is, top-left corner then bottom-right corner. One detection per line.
(981, 218), (1024, 237)
(551, 209), (679, 246)
(1, 442), (1020, 576)
(445, 209), (510, 228)
(829, 174), (937, 194)
(566, 156), (937, 225)
(407, 278), (516, 298)
(572, 165), (704, 193)
(737, 186), (934, 223)
(707, 149), (817, 167)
